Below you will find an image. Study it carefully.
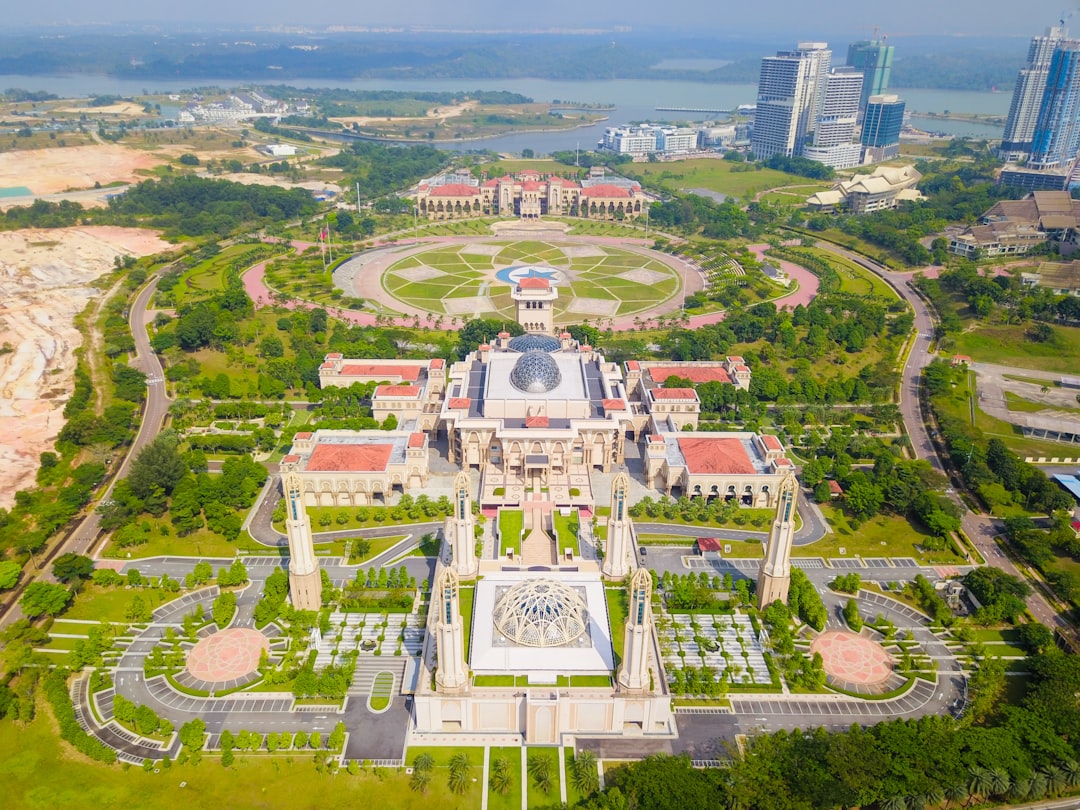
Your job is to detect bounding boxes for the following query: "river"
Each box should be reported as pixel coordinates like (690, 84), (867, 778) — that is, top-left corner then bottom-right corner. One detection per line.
(0, 74), (1010, 151)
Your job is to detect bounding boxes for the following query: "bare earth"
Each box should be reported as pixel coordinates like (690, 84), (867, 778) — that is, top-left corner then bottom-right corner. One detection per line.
(0, 226), (171, 506)
(0, 144), (160, 194)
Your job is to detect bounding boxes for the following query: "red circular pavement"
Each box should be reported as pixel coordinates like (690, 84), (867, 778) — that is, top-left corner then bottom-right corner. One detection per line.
(186, 629), (269, 683)
(810, 630), (893, 686)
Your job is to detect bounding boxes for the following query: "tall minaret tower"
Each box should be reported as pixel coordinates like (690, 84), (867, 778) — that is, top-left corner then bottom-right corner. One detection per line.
(602, 472), (632, 579)
(618, 566), (653, 693)
(757, 472), (798, 609)
(446, 471), (478, 578)
(434, 566), (468, 692)
(283, 472), (322, 611)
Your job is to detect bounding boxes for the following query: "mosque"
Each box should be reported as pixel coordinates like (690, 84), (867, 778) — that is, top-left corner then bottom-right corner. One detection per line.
(281, 265), (799, 744)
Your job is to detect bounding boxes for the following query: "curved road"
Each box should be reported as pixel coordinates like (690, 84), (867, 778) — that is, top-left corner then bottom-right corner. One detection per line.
(814, 241), (1067, 631)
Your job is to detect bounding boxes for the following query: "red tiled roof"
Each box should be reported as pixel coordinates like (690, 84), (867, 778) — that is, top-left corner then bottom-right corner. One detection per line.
(651, 388), (697, 400)
(828, 480), (844, 494)
(726, 356), (744, 363)
(448, 397), (471, 409)
(518, 277), (551, 290)
(408, 432), (426, 448)
(626, 360), (641, 371)
(560, 180), (580, 189)
(497, 331), (511, 338)
(325, 352), (342, 359)
(697, 538), (723, 553)
(374, 384), (422, 398)
(774, 458), (794, 468)
(734, 365), (750, 373)
(338, 363), (422, 381)
(602, 398), (626, 411)
(648, 366), (731, 385)
(761, 434), (783, 452)
(293, 432), (313, 440)
(526, 415), (550, 428)
(478, 343), (491, 351)
(428, 183), (480, 197)
(560, 332), (572, 338)
(320, 362), (334, 370)
(649, 434), (665, 444)
(282, 454), (300, 464)
(482, 179), (499, 188)
(430, 358), (445, 369)
(306, 443), (393, 472)
(581, 184), (632, 198)
(522, 180), (543, 191)
(678, 437), (756, 475)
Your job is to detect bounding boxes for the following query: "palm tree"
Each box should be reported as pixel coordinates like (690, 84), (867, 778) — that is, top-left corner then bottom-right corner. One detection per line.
(1062, 760), (1080, 789)
(880, 794), (907, 810)
(489, 756), (513, 796)
(409, 767), (431, 793)
(1027, 772), (1048, 801)
(968, 767), (992, 803)
(447, 752), (472, 795)
(943, 783), (967, 809)
(528, 753), (553, 794)
(412, 752), (434, 773)
(923, 786), (944, 808)
(1043, 764), (1067, 797)
(988, 767), (1010, 797)
(1008, 778), (1031, 803)
(905, 794), (925, 810)
(571, 750), (600, 796)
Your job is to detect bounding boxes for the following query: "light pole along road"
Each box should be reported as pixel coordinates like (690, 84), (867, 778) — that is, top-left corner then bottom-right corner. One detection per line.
(813, 241), (1068, 632)
(0, 272), (171, 629)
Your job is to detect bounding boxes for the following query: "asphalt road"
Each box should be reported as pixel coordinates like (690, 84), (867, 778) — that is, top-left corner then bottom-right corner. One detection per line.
(815, 243), (1066, 631)
(0, 272), (170, 629)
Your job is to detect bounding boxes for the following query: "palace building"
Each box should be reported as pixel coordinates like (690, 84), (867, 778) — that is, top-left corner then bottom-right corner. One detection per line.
(413, 169), (648, 221)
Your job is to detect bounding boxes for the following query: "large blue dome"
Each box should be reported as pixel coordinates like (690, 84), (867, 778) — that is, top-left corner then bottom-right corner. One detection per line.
(509, 351), (562, 394)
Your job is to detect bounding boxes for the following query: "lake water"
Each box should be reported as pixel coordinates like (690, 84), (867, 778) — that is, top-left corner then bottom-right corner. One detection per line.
(0, 73), (1010, 150)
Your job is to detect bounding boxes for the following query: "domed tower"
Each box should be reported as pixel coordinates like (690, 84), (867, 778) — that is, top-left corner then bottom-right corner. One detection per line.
(758, 471), (798, 609)
(434, 566), (468, 692)
(603, 472), (632, 580)
(618, 567), (653, 693)
(512, 276), (558, 334)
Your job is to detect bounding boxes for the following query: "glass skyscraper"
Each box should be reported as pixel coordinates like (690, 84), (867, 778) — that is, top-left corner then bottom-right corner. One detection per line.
(847, 39), (894, 117)
(1030, 41), (1080, 169)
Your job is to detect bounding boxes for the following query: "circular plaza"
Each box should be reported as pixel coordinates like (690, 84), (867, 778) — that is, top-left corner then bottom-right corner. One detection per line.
(184, 628), (270, 691)
(334, 236), (702, 328)
(810, 630), (895, 694)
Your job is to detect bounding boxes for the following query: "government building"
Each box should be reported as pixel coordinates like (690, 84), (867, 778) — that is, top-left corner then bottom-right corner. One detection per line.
(413, 169), (648, 221)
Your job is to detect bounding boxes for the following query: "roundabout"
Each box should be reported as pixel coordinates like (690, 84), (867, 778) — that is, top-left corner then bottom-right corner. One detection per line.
(184, 628), (270, 691)
(334, 236), (701, 327)
(810, 630), (896, 694)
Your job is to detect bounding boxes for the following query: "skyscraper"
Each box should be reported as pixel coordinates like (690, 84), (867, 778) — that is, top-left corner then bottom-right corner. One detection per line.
(861, 94), (906, 162)
(801, 67), (864, 168)
(847, 39), (894, 118)
(751, 42), (831, 160)
(1000, 26), (1068, 162)
(1030, 40), (1080, 169)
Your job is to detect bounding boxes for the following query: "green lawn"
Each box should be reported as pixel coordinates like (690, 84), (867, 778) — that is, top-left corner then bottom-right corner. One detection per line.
(553, 512), (580, 557)
(1, 711), (461, 810)
(460, 586), (475, 658)
(525, 748), (561, 808)
(350, 535), (409, 564)
(103, 517), (267, 559)
(499, 509), (524, 557)
(62, 584), (173, 623)
(606, 587), (626, 666)
(488, 746), (524, 810)
(950, 323), (1080, 374)
(624, 159), (811, 200)
(804, 504), (965, 565)
(795, 246), (898, 299)
(276, 505), (447, 534)
(564, 748), (585, 807)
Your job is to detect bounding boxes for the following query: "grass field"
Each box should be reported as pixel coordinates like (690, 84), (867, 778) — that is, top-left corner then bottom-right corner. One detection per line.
(487, 747), (524, 810)
(499, 509), (524, 557)
(380, 240), (681, 321)
(804, 504), (965, 565)
(950, 323), (1080, 374)
(62, 584), (175, 623)
(2, 711), (485, 810)
(797, 246), (898, 299)
(525, 747), (562, 808)
(623, 159), (811, 201)
(606, 587), (626, 666)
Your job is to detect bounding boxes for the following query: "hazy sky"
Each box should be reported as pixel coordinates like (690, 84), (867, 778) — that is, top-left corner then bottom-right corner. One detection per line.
(11, 0), (1069, 38)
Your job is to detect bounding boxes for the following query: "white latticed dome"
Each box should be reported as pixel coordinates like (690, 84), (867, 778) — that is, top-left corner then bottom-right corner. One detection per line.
(492, 579), (588, 647)
(509, 350), (563, 394)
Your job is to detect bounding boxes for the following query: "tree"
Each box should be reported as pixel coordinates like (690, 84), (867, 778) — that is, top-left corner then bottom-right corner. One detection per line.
(448, 752), (473, 795)
(0, 560), (22, 590)
(490, 755), (514, 795)
(179, 718), (206, 752)
(20, 582), (71, 617)
(52, 553), (94, 584)
(843, 598), (863, 631)
(212, 591), (236, 627)
(127, 433), (187, 500)
(572, 750), (600, 796)
(528, 753), (553, 794)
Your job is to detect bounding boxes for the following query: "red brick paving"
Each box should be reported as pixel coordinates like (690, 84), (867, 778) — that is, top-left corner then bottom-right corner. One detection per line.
(186, 628), (269, 683)
(810, 630), (893, 686)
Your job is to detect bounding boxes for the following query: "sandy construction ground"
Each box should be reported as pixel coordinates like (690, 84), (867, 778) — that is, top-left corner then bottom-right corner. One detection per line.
(0, 226), (171, 506)
(57, 102), (150, 116)
(0, 144), (160, 194)
(329, 101), (475, 127)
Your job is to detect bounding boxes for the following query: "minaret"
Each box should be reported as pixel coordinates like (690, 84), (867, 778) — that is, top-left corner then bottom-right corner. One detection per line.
(618, 567), (652, 692)
(446, 471), (478, 578)
(283, 472), (322, 611)
(757, 472), (798, 609)
(434, 566), (468, 692)
(603, 472), (631, 579)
